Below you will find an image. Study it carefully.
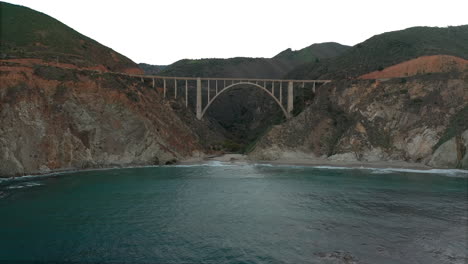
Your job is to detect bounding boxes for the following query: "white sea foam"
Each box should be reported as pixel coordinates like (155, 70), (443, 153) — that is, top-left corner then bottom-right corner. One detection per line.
(2, 162), (466, 182)
(368, 168), (468, 177)
(7, 182), (43, 189)
(370, 170), (393, 175)
(251, 163), (468, 177)
(174, 161), (238, 167)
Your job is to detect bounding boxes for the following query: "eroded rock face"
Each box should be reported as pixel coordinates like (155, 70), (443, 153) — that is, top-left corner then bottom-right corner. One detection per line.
(0, 62), (208, 177)
(429, 130), (468, 168)
(250, 72), (468, 169)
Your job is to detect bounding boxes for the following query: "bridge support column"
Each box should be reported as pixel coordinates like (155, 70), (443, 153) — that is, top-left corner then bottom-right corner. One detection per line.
(207, 80), (210, 102)
(196, 78), (202, 120)
(185, 80), (188, 108)
(280, 82), (283, 104)
(174, 79), (177, 98)
(287, 81), (293, 117)
(163, 79), (166, 98)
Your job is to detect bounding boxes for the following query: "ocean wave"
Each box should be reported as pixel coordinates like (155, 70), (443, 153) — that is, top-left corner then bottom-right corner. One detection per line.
(6, 182), (43, 189)
(368, 168), (468, 177)
(249, 164), (468, 177)
(174, 161), (238, 167)
(2, 162), (466, 182)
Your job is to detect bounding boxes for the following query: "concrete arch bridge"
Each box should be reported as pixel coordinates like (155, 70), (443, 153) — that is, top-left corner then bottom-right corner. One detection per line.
(131, 75), (331, 120)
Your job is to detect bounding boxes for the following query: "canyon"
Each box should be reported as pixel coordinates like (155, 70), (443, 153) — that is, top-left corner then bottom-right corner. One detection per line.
(1, 2), (467, 177)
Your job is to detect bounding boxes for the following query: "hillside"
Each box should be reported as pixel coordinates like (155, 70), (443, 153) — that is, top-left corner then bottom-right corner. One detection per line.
(156, 42), (350, 78)
(138, 63), (167, 75)
(158, 57), (288, 78)
(359, 55), (468, 79)
(274, 42), (350, 64)
(287, 25), (468, 79)
(0, 2), (142, 74)
(250, 72), (468, 169)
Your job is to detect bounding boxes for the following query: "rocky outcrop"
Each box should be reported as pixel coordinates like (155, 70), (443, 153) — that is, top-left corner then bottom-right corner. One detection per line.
(250, 72), (468, 169)
(429, 131), (468, 168)
(0, 61), (215, 177)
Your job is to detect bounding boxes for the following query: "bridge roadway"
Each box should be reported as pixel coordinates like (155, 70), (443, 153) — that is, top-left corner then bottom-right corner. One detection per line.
(126, 74), (331, 120)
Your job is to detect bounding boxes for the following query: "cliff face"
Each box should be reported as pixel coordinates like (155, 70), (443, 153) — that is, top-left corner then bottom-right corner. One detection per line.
(249, 72), (468, 169)
(0, 60), (211, 177)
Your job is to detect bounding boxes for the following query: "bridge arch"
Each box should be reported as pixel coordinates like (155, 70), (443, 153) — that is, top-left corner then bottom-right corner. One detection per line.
(199, 82), (290, 120)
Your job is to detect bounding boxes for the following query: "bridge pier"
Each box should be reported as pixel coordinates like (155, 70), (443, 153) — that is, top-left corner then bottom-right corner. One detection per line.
(287, 81), (293, 115)
(280, 82), (283, 104)
(207, 80), (210, 102)
(196, 78), (202, 120)
(185, 80), (188, 108)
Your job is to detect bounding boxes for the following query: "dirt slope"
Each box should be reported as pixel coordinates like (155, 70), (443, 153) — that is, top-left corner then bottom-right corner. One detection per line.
(360, 55), (468, 79)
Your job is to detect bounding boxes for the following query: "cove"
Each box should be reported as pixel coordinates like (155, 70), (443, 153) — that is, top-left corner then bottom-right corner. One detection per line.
(0, 163), (467, 264)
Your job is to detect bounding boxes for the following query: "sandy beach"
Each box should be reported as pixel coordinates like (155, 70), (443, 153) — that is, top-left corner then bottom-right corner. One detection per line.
(180, 153), (439, 170)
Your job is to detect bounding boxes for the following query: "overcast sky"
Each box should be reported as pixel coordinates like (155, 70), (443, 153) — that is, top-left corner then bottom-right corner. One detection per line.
(5, 0), (468, 65)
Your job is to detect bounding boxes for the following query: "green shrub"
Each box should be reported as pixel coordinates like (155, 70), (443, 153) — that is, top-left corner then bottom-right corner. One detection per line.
(5, 83), (27, 102)
(222, 140), (243, 153)
(33, 65), (77, 82)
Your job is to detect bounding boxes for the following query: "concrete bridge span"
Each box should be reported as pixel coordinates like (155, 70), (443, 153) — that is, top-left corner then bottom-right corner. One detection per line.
(129, 75), (331, 120)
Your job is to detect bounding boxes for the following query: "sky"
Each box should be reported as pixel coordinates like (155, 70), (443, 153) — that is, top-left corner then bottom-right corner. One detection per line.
(4, 0), (468, 65)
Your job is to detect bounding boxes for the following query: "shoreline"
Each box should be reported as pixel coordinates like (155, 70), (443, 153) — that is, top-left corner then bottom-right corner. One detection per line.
(182, 153), (434, 170)
(1, 154), (467, 182)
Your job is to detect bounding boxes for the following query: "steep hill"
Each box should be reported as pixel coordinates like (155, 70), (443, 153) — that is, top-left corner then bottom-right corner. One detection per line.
(0, 2), (225, 177)
(0, 2), (142, 74)
(287, 25), (468, 79)
(250, 72), (468, 169)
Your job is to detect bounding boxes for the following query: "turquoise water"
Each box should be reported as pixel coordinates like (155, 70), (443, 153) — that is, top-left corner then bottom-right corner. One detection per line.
(0, 163), (467, 264)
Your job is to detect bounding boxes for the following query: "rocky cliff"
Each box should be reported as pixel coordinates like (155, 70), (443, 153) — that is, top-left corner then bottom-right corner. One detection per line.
(0, 2), (227, 177)
(0, 60), (216, 177)
(249, 71), (468, 169)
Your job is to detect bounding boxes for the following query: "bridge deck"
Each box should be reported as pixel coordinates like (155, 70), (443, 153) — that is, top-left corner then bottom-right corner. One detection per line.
(126, 74), (331, 83)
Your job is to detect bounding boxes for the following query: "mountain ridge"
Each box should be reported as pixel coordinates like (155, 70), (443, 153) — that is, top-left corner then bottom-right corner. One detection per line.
(286, 25), (468, 79)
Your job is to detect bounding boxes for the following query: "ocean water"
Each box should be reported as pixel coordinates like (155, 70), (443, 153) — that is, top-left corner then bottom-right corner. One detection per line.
(0, 163), (467, 264)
